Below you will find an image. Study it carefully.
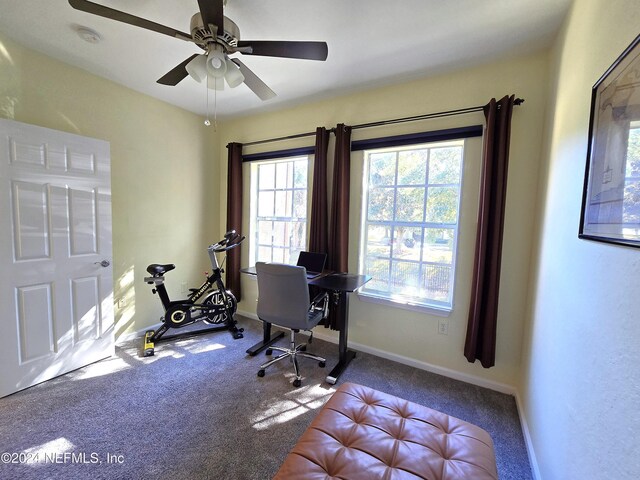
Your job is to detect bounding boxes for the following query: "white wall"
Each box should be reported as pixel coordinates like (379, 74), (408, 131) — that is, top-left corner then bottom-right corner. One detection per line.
(520, 0), (640, 478)
(0, 33), (219, 339)
(218, 51), (549, 389)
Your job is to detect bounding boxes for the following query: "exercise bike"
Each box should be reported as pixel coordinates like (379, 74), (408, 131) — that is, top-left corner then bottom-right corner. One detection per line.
(142, 231), (245, 357)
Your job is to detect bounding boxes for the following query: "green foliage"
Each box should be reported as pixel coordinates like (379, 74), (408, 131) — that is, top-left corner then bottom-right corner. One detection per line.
(398, 150), (427, 184)
(368, 187), (394, 221)
(430, 147), (462, 184)
(294, 159), (307, 188)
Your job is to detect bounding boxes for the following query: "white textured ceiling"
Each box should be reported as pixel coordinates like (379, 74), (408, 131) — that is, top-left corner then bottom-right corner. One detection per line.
(0, 0), (571, 119)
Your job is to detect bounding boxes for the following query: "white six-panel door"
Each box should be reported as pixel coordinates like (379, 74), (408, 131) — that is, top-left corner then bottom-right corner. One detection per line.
(0, 119), (114, 398)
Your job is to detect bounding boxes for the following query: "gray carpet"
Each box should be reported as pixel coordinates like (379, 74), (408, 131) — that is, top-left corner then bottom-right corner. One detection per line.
(0, 316), (532, 479)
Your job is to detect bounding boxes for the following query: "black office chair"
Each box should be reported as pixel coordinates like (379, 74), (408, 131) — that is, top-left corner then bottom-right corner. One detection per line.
(255, 262), (329, 387)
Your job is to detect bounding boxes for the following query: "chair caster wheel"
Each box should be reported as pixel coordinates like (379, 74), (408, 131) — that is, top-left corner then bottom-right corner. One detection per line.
(265, 349), (273, 356)
(300, 345), (307, 352)
(319, 361), (326, 368)
(257, 369), (265, 377)
(293, 379), (302, 388)
(233, 332), (244, 339)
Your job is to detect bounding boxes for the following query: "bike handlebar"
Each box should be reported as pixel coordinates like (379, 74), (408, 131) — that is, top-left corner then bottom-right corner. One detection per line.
(209, 230), (245, 253)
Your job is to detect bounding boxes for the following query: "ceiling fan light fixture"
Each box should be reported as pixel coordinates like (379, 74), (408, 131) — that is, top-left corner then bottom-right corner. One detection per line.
(206, 47), (227, 78)
(224, 57), (245, 88)
(186, 54), (208, 83)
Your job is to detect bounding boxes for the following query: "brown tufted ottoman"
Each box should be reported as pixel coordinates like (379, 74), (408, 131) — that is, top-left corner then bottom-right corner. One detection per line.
(274, 382), (498, 480)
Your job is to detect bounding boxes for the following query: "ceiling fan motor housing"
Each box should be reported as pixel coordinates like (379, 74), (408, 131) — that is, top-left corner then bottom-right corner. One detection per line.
(190, 13), (239, 48)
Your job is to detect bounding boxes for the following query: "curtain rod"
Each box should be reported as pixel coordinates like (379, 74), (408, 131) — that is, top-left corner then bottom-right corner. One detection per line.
(242, 98), (524, 147)
(243, 130), (317, 147)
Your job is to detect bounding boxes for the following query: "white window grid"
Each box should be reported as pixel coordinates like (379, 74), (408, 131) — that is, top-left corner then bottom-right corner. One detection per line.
(254, 157), (308, 265)
(360, 142), (464, 309)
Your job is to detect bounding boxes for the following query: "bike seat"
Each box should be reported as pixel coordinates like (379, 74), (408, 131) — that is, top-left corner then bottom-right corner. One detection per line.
(146, 264), (175, 276)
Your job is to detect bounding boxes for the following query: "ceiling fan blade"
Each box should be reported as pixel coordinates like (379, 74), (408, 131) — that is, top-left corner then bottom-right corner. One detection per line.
(157, 54), (199, 86)
(236, 41), (328, 61)
(68, 0), (192, 41)
(231, 59), (276, 101)
(197, 0), (224, 33)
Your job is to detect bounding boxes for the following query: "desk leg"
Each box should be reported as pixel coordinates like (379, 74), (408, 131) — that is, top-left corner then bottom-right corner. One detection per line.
(246, 321), (284, 356)
(325, 291), (356, 384)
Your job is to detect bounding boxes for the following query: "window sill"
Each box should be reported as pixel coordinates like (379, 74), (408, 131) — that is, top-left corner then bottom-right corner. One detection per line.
(356, 292), (452, 317)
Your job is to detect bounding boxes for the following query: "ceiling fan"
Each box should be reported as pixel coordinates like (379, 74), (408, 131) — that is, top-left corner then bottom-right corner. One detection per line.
(68, 0), (328, 101)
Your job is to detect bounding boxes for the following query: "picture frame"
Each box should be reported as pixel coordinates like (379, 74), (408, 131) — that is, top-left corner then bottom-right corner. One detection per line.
(579, 33), (640, 248)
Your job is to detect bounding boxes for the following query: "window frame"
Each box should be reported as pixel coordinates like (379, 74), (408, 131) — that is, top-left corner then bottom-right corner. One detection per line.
(249, 155), (311, 266)
(358, 139), (466, 313)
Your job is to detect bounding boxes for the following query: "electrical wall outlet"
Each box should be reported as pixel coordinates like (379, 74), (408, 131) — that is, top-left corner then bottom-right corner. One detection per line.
(438, 319), (449, 335)
(117, 298), (126, 309)
(180, 281), (188, 294)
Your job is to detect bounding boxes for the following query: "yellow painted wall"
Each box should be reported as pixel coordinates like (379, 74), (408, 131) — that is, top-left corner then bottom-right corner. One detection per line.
(218, 51), (549, 388)
(0, 33), (219, 339)
(5, 3), (640, 475)
(520, 0), (640, 478)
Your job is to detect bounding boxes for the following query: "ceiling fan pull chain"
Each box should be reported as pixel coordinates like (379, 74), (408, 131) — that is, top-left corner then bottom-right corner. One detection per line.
(204, 73), (211, 127)
(214, 87), (218, 131)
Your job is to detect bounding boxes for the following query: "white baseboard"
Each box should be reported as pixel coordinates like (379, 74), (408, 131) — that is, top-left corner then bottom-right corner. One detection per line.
(236, 310), (259, 321)
(323, 333), (516, 395)
(514, 392), (542, 480)
(116, 323), (161, 345)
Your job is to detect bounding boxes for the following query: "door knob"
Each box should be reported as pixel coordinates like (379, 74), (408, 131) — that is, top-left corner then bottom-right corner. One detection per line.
(95, 260), (110, 268)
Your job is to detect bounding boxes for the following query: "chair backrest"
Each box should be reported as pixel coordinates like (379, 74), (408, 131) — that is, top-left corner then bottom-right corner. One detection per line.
(255, 262), (311, 330)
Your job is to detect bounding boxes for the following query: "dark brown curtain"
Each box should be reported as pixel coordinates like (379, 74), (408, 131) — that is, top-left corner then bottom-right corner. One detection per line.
(464, 95), (515, 368)
(325, 123), (352, 329)
(226, 142), (243, 301)
(308, 127), (330, 254)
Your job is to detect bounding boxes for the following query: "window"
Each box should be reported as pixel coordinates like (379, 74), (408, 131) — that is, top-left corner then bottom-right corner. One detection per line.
(623, 121), (640, 224)
(250, 156), (308, 265)
(359, 140), (464, 311)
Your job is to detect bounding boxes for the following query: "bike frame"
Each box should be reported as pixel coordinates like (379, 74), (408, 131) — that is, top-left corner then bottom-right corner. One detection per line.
(152, 249), (224, 312)
(142, 232), (244, 356)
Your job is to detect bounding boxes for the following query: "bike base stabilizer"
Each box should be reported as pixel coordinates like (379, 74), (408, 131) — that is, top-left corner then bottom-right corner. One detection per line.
(143, 330), (155, 357)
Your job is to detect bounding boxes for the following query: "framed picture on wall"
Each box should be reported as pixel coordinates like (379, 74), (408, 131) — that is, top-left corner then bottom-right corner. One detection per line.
(579, 33), (640, 248)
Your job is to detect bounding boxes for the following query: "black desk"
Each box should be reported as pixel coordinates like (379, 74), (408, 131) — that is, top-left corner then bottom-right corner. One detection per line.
(241, 267), (371, 384)
(311, 273), (371, 384)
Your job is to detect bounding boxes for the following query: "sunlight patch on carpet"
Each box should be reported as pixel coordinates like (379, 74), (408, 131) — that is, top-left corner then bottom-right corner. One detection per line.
(76, 356), (132, 380)
(251, 384), (335, 430)
(184, 342), (226, 354)
(20, 437), (75, 466)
